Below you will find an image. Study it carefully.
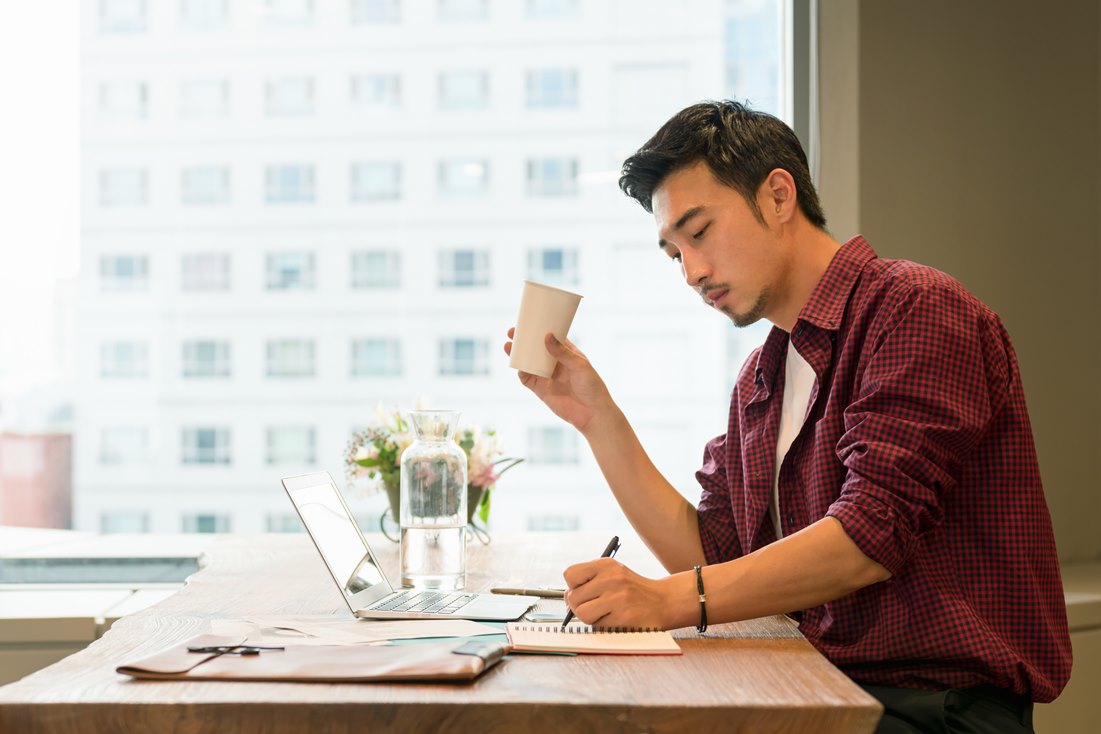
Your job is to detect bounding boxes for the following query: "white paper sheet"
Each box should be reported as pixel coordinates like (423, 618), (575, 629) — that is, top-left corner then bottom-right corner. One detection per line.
(209, 615), (503, 646)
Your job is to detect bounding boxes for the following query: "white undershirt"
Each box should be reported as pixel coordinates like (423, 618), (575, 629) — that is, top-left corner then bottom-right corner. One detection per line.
(771, 338), (816, 540)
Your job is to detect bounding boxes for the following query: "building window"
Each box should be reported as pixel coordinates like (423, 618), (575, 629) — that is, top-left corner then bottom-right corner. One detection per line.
(265, 164), (316, 203)
(525, 0), (578, 19)
(266, 252), (316, 290)
(438, 338), (489, 376)
(437, 159), (488, 198)
(266, 77), (314, 117)
(180, 79), (229, 118)
(351, 338), (402, 377)
(526, 157), (578, 197)
(180, 0), (227, 31)
(181, 166), (230, 205)
(100, 255), (149, 291)
(181, 253), (230, 291)
(99, 169), (148, 207)
(99, 0), (147, 33)
(182, 513), (232, 533)
(100, 341), (149, 378)
(99, 427), (149, 465)
(437, 70), (489, 110)
(266, 339), (316, 377)
(351, 161), (401, 202)
(528, 426), (579, 464)
(181, 427), (231, 465)
(261, 0), (314, 27)
(527, 514), (580, 531)
(525, 68), (578, 108)
(527, 247), (578, 286)
(437, 0), (487, 22)
(350, 73), (401, 112)
(101, 511), (149, 533)
(439, 249), (489, 288)
(351, 250), (400, 288)
(266, 513), (303, 532)
(351, 0), (399, 24)
(182, 340), (231, 378)
(266, 425), (316, 465)
(98, 81), (148, 120)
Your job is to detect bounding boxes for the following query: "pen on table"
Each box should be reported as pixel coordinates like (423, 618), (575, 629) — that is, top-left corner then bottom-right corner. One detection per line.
(490, 587), (565, 599)
(561, 535), (620, 628)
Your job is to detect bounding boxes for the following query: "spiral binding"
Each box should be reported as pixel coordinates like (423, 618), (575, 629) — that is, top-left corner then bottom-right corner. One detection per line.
(513, 625), (660, 634)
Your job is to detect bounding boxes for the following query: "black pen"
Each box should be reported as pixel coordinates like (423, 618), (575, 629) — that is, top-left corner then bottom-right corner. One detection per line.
(562, 535), (620, 628)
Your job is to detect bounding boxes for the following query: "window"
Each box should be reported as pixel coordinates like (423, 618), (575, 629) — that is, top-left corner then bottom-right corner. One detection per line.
(180, 79), (229, 118)
(437, 159), (488, 198)
(101, 511), (150, 533)
(438, 338), (489, 376)
(437, 0), (487, 22)
(181, 253), (230, 291)
(98, 81), (148, 120)
(99, 427), (149, 465)
(528, 426), (579, 464)
(351, 338), (402, 377)
(182, 513), (232, 533)
(351, 161), (401, 201)
(266, 339), (316, 377)
(181, 427), (231, 465)
(438, 249), (489, 288)
(99, 169), (148, 207)
(351, 0), (399, 24)
(526, 157), (578, 197)
(265, 425), (316, 464)
(181, 166), (230, 205)
(527, 247), (579, 286)
(100, 255), (149, 291)
(100, 341), (149, 378)
(266, 77), (314, 117)
(527, 514), (580, 531)
(350, 74), (401, 112)
(438, 70), (489, 110)
(99, 0), (146, 33)
(351, 250), (400, 288)
(266, 252), (316, 290)
(525, 0), (578, 19)
(180, 0), (227, 31)
(266, 513), (303, 532)
(265, 164), (316, 203)
(182, 340), (231, 378)
(262, 0), (314, 27)
(526, 68), (578, 108)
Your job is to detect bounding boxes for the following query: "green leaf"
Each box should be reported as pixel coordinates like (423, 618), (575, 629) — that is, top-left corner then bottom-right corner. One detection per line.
(355, 457), (382, 468)
(477, 487), (492, 524)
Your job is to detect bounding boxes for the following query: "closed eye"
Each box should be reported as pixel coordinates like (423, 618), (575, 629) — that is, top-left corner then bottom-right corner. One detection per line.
(693, 223), (710, 240)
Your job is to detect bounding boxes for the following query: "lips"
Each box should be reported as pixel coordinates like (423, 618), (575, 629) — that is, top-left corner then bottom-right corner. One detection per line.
(706, 289), (729, 306)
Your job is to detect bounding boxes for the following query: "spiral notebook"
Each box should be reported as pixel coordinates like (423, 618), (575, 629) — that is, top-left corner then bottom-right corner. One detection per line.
(505, 623), (682, 655)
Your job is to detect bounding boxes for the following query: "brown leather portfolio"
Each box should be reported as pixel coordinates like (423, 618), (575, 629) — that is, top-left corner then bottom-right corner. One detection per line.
(117, 634), (507, 683)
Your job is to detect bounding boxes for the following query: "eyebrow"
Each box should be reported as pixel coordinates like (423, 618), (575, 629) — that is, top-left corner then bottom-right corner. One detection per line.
(657, 205), (707, 249)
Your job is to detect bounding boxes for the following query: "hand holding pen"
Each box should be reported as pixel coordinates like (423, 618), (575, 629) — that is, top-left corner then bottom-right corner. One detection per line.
(562, 535), (620, 628)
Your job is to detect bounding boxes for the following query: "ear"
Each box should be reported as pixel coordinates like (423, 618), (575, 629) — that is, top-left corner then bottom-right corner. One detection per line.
(762, 169), (797, 225)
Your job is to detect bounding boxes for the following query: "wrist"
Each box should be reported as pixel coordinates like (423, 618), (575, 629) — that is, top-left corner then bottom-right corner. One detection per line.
(657, 571), (701, 630)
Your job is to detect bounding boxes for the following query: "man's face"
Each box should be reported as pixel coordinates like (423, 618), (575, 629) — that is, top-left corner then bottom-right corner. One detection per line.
(653, 161), (786, 328)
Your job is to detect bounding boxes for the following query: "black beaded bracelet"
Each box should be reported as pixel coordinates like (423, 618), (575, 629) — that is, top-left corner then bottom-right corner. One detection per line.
(693, 564), (708, 634)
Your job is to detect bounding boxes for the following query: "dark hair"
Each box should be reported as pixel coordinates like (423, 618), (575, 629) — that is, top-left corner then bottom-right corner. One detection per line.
(618, 100), (827, 229)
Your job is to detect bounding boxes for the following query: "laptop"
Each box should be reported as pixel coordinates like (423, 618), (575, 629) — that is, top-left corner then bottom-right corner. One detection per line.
(282, 471), (538, 621)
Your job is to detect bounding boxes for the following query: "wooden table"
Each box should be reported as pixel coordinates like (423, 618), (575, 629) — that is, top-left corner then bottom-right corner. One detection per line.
(0, 533), (882, 733)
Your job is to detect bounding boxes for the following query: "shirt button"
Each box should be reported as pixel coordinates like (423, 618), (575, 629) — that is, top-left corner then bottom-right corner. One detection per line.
(788, 514), (795, 525)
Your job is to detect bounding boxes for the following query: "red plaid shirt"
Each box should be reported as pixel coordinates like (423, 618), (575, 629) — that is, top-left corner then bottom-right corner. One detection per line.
(696, 236), (1071, 702)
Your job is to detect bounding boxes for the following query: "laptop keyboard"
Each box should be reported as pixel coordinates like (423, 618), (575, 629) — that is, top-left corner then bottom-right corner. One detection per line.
(368, 590), (478, 615)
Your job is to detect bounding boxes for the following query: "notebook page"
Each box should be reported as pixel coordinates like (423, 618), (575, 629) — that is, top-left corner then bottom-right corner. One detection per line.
(506, 623), (681, 655)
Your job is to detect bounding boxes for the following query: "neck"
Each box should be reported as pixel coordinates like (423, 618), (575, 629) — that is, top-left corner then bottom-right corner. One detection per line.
(768, 219), (842, 332)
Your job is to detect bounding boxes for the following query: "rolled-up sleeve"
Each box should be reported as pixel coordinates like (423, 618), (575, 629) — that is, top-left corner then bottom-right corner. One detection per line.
(828, 281), (1010, 575)
(696, 432), (744, 565)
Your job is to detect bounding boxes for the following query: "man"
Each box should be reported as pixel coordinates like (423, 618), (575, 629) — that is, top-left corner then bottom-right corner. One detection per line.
(504, 100), (1070, 733)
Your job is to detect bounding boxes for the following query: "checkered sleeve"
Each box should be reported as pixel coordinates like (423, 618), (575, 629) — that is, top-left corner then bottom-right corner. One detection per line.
(827, 277), (1010, 575)
(696, 431), (744, 565)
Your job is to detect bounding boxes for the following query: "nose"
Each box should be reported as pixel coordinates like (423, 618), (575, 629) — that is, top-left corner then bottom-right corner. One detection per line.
(680, 248), (710, 288)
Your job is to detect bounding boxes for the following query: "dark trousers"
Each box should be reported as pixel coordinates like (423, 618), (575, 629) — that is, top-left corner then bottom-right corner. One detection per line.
(859, 683), (1034, 734)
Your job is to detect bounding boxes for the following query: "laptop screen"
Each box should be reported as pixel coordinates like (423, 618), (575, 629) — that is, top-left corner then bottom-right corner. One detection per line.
(286, 479), (388, 601)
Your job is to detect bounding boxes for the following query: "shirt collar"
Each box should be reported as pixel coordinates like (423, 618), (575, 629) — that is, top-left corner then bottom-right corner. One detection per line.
(797, 235), (878, 331)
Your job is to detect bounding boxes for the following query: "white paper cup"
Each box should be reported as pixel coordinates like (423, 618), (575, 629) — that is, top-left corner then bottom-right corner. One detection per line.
(509, 280), (583, 378)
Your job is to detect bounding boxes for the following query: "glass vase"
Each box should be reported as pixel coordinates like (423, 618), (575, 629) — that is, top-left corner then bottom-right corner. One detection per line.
(399, 410), (468, 590)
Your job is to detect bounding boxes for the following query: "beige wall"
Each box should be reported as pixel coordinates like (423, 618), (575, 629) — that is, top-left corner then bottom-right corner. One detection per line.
(820, 0), (1101, 563)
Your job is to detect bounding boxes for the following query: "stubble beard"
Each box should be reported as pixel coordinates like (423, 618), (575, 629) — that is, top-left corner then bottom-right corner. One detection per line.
(721, 286), (770, 328)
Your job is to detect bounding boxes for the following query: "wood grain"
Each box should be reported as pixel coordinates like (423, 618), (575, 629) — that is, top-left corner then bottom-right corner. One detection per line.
(0, 533), (882, 733)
